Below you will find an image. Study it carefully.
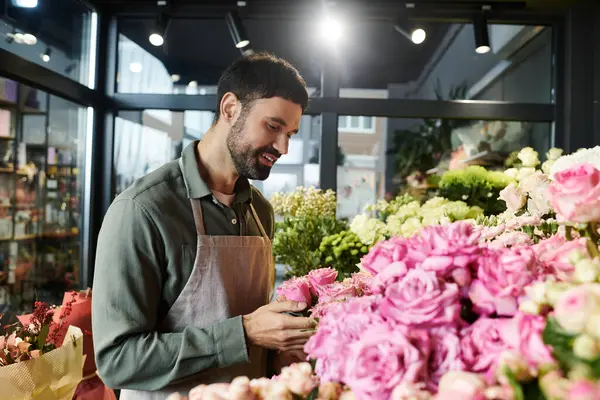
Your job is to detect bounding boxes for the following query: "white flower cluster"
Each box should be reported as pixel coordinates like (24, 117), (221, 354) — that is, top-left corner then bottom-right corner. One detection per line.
(270, 186), (337, 218)
(386, 197), (483, 238)
(349, 214), (389, 246)
(351, 197), (483, 242)
(504, 147), (564, 181)
(550, 146), (600, 178)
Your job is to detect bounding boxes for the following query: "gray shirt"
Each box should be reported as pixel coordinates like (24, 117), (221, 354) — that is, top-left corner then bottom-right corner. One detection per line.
(92, 140), (275, 390)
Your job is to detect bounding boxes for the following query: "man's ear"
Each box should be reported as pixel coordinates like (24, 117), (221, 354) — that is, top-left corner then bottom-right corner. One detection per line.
(220, 92), (240, 122)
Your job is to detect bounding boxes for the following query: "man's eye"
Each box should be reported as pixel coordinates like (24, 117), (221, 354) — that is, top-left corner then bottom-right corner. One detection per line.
(267, 124), (278, 131)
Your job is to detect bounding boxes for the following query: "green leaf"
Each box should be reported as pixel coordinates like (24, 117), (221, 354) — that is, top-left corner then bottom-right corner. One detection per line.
(521, 380), (547, 400)
(503, 367), (525, 400)
(37, 324), (50, 350)
(306, 386), (319, 400)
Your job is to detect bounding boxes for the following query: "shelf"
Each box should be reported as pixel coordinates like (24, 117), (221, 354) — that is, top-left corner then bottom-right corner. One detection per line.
(21, 106), (46, 115)
(0, 98), (16, 108)
(0, 168), (14, 174)
(0, 136), (15, 140)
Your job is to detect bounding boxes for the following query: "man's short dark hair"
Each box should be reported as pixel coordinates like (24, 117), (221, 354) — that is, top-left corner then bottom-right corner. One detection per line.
(214, 52), (309, 121)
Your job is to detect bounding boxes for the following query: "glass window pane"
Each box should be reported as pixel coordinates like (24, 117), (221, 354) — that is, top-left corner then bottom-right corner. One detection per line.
(339, 23), (552, 104)
(350, 116), (360, 129)
(114, 110), (184, 196)
(337, 116), (553, 220)
(363, 117), (374, 131)
(0, 2), (95, 86)
(0, 78), (88, 312)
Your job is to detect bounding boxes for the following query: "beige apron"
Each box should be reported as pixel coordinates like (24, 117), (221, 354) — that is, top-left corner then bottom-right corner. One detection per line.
(120, 160), (275, 400)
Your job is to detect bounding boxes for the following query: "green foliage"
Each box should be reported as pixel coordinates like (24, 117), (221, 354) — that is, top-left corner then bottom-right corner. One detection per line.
(438, 166), (514, 215)
(273, 215), (347, 279)
(542, 317), (600, 379)
(318, 230), (368, 279)
(504, 151), (522, 168)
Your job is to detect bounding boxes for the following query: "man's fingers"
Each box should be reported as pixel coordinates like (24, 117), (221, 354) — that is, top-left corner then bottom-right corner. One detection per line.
(280, 314), (317, 329)
(266, 300), (308, 313)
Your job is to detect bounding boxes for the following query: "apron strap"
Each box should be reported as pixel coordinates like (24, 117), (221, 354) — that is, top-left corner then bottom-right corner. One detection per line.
(249, 203), (269, 239)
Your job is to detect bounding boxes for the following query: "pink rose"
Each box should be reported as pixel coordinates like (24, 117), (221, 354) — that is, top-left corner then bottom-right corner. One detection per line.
(316, 282), (357, 302)
(360, 237), (408, 275)
(277, 362), (319, 397)
(435, 371), (487, 400)
(553, 283), (600, 334)
(370, 261), (409, 294)
(533, 235), (589, 280)
(349, 271), (375, 296)
(304, 296), (384, 382)
(499, 182), (526, 212)
(406, 222), (481, 286)
(548, 163), (600, 223)
(345, 324), (429, 400)
(428, 328), (465, 390)
(566, 380), (600, 400)
(380, 269), (460, 328)
(308, 268), (338, 295)
(276, 277), (312, 306)
(469, 247), (538, 316)
(500, 312), (554, 368)
(460, 318), (510, 373)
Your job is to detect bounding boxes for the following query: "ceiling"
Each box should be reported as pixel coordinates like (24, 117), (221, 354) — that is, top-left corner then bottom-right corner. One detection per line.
(119, 16), (450, 89)
(97, 0), (571, 89)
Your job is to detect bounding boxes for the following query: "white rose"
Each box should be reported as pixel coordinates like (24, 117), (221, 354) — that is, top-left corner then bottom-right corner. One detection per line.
(546, 147), (564, 161)
(574, 258), (600, 283)
(573, 334), (600, 360)
(518, 147), (541, 168)
(541, 160), (555, 175)
(517, 167), (537, 181)
(504, 168), (519, 179)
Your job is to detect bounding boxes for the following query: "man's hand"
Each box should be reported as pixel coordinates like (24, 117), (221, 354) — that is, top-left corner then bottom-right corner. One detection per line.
(242, 301), (316, 352)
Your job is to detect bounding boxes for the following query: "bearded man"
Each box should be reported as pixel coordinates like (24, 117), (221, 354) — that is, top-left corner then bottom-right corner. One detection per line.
(92, 52), (314, 400)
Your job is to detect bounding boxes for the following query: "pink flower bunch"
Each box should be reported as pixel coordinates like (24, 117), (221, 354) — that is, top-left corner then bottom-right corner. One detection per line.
(548, 163), (600, 223)
(532, 235), (589, 280)
(277, 268), (368, 319)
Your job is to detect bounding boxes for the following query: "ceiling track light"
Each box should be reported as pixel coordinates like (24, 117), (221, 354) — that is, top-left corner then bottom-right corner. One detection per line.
(393, 23), (426, 45)
(226, 11), (250, 52)
(149, 12), (170, 47)
(41, 47), (51, 62)
(473, 11), (491, 54)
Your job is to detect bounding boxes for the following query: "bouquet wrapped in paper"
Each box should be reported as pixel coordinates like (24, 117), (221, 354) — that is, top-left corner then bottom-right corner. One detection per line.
(0, 325), (84, 400)
(0, 299), (85, 400)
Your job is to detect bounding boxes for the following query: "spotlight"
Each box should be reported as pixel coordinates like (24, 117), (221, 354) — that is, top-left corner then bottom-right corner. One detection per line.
(171, 74), (180, 82)
(319, 15), (343, 43)
(411, 28), (426, 44)
(226, 11), (250, 49)
(11, 0), (37, 8)
(41, 47), (51, 62)
(473, 13), (490, 54)
(149, 13), (169, 47)
(188, 80), (198, 88)
(394, 24), (426, 45)
(129, 62), (142, 73)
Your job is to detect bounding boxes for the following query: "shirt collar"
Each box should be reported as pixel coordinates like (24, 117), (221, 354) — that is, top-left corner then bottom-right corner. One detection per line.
(180, 140), (252, 204)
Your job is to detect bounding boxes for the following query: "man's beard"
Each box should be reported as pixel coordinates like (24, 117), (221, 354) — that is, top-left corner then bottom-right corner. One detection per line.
(226, 114), (276, 181)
